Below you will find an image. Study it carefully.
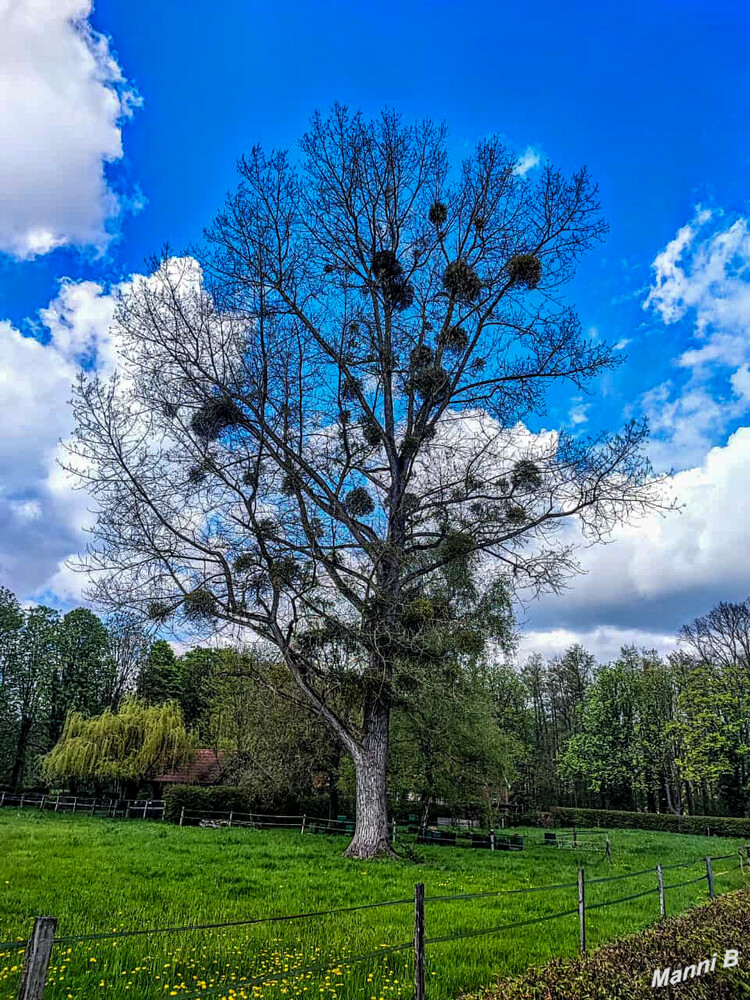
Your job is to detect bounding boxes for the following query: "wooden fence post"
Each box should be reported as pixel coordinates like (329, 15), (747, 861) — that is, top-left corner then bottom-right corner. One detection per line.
(0, 791), (5, 807)
(228, 811), (233, 828)
(301, 814), (306, 835)
(19, 794), (24, 809)
(179, 806), (185, 827)
(577, 868), (586, 953)
(391, 818), (396, 845)
(143, 800), (149, 820)
(490, 831), (495, 852)
(413, 883), (425, 1000)
(54, 796), (60, 813)
(739, 848), (744, 876)
(605, 835), (612, 863)
(656, 863), (666, 918)
(17, 916), (57, 1000)
(72, 798), (77, 814)
(39, 796), (45, 811)
(705, 856), (714, 899)
(573, 827), (578, 849)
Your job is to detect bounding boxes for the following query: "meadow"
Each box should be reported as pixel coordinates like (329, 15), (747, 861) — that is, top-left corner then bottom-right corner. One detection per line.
(1, 811), (747, 1000)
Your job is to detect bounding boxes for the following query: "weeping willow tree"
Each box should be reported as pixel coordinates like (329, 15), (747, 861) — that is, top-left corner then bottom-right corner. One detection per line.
(43, 696), (195, 795)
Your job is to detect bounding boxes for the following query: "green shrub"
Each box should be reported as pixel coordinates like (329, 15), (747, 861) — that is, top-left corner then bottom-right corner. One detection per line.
(163, 784), (335, 824)
(482, 887), (750, 999)
(549, 806), (750, 838)
(163, 785), (253, 823)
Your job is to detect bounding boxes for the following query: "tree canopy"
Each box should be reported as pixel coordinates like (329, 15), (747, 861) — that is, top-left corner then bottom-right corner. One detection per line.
(66, 106), (668, 855)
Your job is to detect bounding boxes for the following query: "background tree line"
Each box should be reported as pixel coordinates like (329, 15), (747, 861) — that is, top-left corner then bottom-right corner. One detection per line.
(3, 582), (750, 820)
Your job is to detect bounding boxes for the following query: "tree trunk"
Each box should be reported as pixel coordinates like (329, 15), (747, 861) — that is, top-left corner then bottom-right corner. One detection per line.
(10, 715), (32, 788)
(345, 698), (392, 858)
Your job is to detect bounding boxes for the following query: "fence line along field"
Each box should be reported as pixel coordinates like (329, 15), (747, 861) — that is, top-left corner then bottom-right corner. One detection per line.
(2, 811), (749, 999)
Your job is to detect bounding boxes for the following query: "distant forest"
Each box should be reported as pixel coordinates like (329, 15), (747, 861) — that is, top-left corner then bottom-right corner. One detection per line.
(1, 584), (749, 820)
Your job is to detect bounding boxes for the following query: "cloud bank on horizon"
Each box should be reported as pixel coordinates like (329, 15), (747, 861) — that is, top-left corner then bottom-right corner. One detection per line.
(0, 1), (748, 667)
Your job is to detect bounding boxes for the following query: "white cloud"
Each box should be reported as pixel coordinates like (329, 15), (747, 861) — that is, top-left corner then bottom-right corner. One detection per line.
(0, 259), (204, 605)
(10, 500), (42, 522)
(514, 146), (542, 176)
(640, 209), (750, 469)
(517, 626), (678, 664)
(0, 276), (122, 601)
(644, 212), (750, 353)
(524, 426), (750, 644)
(0, 0), (141, 258)
(568, 398), (591, 426)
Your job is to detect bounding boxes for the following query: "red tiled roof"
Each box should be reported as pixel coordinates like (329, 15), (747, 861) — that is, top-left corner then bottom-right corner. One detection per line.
(156, 749), (224, 785)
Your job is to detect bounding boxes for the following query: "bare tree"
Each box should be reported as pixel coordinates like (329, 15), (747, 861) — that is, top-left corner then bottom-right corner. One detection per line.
(66, 106), (668, 857)
(679, 599), (750, 673)
(105, 612), (151, 709)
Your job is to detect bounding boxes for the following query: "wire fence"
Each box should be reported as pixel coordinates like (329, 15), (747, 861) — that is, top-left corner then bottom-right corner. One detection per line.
(0, 792), (165, 820)
(5, 846), (749, 1000)
(0, 795), (615, 862)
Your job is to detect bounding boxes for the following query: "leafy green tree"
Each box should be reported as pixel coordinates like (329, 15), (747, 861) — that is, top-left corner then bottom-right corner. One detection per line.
(390, 661), (522, 825)
(6, 605), (60, 787)
(0, 587), (23, 685)
(49, 608), (114, 743)
(558, 647), (679, 811)
(43, 696), (194, 797)
(176, 647), (223, 735)
(0, 588), (24, 784)
(136, 639), (181, 705)
(668, 661), (750, 815)
(208, 650), (344, 810)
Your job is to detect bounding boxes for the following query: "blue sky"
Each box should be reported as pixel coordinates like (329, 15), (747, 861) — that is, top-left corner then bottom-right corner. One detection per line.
(1, 0), (749, 661)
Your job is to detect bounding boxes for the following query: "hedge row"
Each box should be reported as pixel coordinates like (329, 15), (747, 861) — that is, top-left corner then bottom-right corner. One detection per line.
(475, 886), (750, 1000)
(549, 807), (750, 838)
(163, 784), (333, 824)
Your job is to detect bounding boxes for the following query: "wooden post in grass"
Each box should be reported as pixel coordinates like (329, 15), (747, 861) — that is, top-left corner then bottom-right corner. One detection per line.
(17, 916), (57, 1000)
(143, 800), (149, 820)
(54, 796), (60, 813)
(228, 811), (233, 828)
(90, 799), (96, 816)
(573, 827), (578, 849)
(739, 848), (744, 876)
(391, 818), (396, 845)
(605, 836), (612, 863)
(577, 868), (586, 953)
(656, 864), (666, 918)
(413, 883), (426, 1000)
(19, 794), (24, 809)
(0, 791), (5, 807)
(39, 796), (45, 811)
(490, 831), (495, 852)
(179, 806), (185, 827)
(301, 814), (306, 835)
(705, 857), (715, 899)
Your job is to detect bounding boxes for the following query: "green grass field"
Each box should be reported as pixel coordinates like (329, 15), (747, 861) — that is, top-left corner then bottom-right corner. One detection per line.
(1, 811), (747, 1000)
